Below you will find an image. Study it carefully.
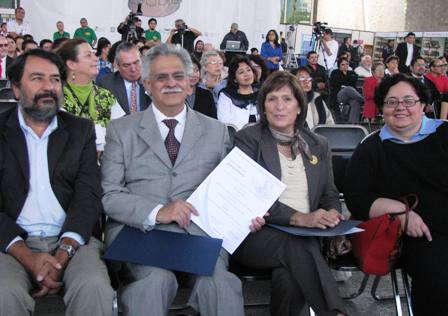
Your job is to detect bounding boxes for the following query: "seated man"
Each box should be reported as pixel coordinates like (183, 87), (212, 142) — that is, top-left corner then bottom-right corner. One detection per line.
(305, 50), (329, 97)
(0, 49), (114, 315)
(101, 43), (245, 316)
(354, 55), (373, 78)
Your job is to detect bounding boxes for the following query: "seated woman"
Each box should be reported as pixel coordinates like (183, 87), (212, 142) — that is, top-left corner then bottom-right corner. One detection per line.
(187, 56), (217, 119)
(385, 55), (400, 76)
(248, 54), (269, 88)
(55, 39), (117, 151)
(344, 73), (448, 316)
(296, 66), (334, 129)
(363, 62), (385, 120)
(329, 57), (363, 124)
(95, 37), (113, 82)
(198, 50), (227, 103)
(217, 55), (259, 129)
(233, 71), (347, 316)
(425, 58), (448, 119)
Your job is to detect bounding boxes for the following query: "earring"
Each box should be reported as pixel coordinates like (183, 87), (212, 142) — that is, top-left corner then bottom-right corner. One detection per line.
(72, 72), (76, 81)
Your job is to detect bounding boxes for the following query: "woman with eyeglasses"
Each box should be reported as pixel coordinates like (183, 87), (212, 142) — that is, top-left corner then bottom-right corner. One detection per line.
(187, 56), (217, 118)
(344, 73), (448, 316)
(198, 50), (227, 103)
(329, 57), (363, 123)
(425, 58), (448, 119)
(248, 54), (269, 88)
(296, 67), (334, 129)
(260, 29), (283, 72)
(217, 55), (258, 129)
(55, 39), (117, 152)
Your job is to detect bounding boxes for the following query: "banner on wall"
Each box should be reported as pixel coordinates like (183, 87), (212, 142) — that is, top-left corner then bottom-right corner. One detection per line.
(128, 0), (182, 17)
(280, 0), (313, 25)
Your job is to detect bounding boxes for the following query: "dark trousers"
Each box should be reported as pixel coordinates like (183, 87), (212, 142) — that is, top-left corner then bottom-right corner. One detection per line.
(401, 234), (448, 316)
(232, 226), (347, 316)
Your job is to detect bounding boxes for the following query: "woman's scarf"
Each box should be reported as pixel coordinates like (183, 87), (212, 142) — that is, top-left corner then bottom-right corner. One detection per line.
(269, 126), (312, 161)
(221, 87), (258, 109)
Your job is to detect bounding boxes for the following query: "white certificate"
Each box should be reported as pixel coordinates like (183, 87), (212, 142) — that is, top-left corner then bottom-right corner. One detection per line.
(188, 147), (286, 254)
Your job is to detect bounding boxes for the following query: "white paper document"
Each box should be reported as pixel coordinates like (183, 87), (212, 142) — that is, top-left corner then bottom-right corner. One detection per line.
(188, 147), (286, 254)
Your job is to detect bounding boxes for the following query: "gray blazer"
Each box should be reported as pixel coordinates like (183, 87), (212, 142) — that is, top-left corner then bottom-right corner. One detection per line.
(101, 105), (231, 245)
(234, 123), (340, 226)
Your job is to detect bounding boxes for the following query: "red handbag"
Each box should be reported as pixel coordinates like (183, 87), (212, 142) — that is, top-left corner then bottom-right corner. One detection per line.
(349, 194), (418, 276)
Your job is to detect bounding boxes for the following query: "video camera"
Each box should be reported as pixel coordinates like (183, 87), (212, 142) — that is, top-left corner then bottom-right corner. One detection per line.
(124, 3), (143, 41)
(312, 21), (328, 38)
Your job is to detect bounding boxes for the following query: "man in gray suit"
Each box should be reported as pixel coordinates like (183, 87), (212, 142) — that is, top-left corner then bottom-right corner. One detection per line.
(97, 42), (151, 116)
(101, 44), (245, 316)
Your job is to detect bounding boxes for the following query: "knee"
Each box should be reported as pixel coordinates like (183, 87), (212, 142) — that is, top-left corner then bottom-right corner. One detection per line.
(68, 270), (114, 298)
(196, 269), (242, 293)
(0, 282), (32, 312)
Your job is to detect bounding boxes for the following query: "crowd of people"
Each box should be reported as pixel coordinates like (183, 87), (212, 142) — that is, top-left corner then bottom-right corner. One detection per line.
(0, 5), (447, 316)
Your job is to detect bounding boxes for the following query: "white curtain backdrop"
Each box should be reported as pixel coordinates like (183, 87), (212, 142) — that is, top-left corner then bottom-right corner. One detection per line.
(21, 0), (283, 51)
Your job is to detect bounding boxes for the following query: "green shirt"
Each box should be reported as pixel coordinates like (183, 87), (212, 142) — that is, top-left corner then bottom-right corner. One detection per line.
(145, 29), (161, 42)
(74, 27), (97, 45)
(53, 31), (70, 41)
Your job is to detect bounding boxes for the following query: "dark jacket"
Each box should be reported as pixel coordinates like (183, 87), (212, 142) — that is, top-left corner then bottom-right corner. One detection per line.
(395, 42), (421, 73)
(0, 108), (102, 251)
(234, 123), (340, 226)
(193, 86), (217, 119)
(97, 71), (151, 115)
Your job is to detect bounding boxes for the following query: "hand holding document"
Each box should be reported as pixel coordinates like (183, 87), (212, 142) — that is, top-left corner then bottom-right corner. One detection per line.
(188, 147), (286, 254)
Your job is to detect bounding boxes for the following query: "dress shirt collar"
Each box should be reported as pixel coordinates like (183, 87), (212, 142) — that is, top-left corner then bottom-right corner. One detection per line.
(17, 106), (58, 140)
(151, 103), (187, 128)
(379, 115), (443, 144)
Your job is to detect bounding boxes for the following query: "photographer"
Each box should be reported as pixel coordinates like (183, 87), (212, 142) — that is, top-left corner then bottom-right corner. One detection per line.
(117, 15), (144, 42)
(317, 28), (338, 72)
(166, 19), (201, 53)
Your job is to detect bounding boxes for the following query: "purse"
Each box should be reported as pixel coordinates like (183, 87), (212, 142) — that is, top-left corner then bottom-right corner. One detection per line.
(349, 194), (418, 276)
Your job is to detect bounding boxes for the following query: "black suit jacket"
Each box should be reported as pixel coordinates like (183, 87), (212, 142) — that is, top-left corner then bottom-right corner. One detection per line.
(97, 71), (151, 115)
(395, 42), (421, 73)
(193, 86), (217, 119)
(0, 108), (102, 251)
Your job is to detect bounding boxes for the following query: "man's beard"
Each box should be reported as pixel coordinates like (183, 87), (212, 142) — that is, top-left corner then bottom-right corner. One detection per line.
(21, 91), (61, 123)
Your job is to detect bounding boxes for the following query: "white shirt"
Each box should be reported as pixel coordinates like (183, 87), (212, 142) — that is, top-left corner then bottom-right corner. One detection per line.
(216, 93), (258, 130)
(6, 109), (84, 250)
(354, 66), (372, 78)
(7, 19), (31, 37)
(318, 39), (339, 70)
(405, 43), (414, 66)
(143, 104), (187, 227)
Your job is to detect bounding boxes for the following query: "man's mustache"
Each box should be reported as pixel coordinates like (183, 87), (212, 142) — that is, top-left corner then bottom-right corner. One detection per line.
(34, 91), (59, 103)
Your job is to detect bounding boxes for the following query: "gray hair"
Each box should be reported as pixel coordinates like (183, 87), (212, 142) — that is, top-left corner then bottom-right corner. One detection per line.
(141, 43), (193, 81)
(199, 49), (222, 80)
(115, 41), (137, 64)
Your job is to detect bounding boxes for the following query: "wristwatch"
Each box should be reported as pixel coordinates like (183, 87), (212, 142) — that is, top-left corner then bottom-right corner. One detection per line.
(58, 243), (76, 258)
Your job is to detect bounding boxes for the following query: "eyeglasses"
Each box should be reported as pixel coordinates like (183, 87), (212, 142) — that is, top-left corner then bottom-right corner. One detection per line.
(207, 60), (223, 65)
(434, 64), (448, 67)
(383, 98), (420, 108)
(152, 71), (187, 82)
(298, 77), (312, 82)
(0, 44), (8, 48)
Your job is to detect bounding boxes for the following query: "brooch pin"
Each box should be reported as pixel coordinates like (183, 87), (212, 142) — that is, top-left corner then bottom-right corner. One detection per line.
(310, 155), (318, 165)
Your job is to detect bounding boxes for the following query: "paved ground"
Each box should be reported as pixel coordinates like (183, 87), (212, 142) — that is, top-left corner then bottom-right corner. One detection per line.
(35, 268), (411, 316)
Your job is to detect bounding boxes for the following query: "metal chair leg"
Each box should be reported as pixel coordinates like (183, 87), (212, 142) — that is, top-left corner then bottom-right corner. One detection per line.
(391, 268), (403, 316)
(401, 270), (413, 316)
(342, 273), (370, 299)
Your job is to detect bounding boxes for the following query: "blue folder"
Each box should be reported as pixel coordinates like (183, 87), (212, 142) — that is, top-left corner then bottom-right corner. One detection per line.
(268, 220), (362, 237)
(103, 226), (223, 276)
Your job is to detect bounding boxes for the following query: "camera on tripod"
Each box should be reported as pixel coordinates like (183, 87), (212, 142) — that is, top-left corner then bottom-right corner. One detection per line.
(125, 3), (143, 42)
(312, 21), (328, 38)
